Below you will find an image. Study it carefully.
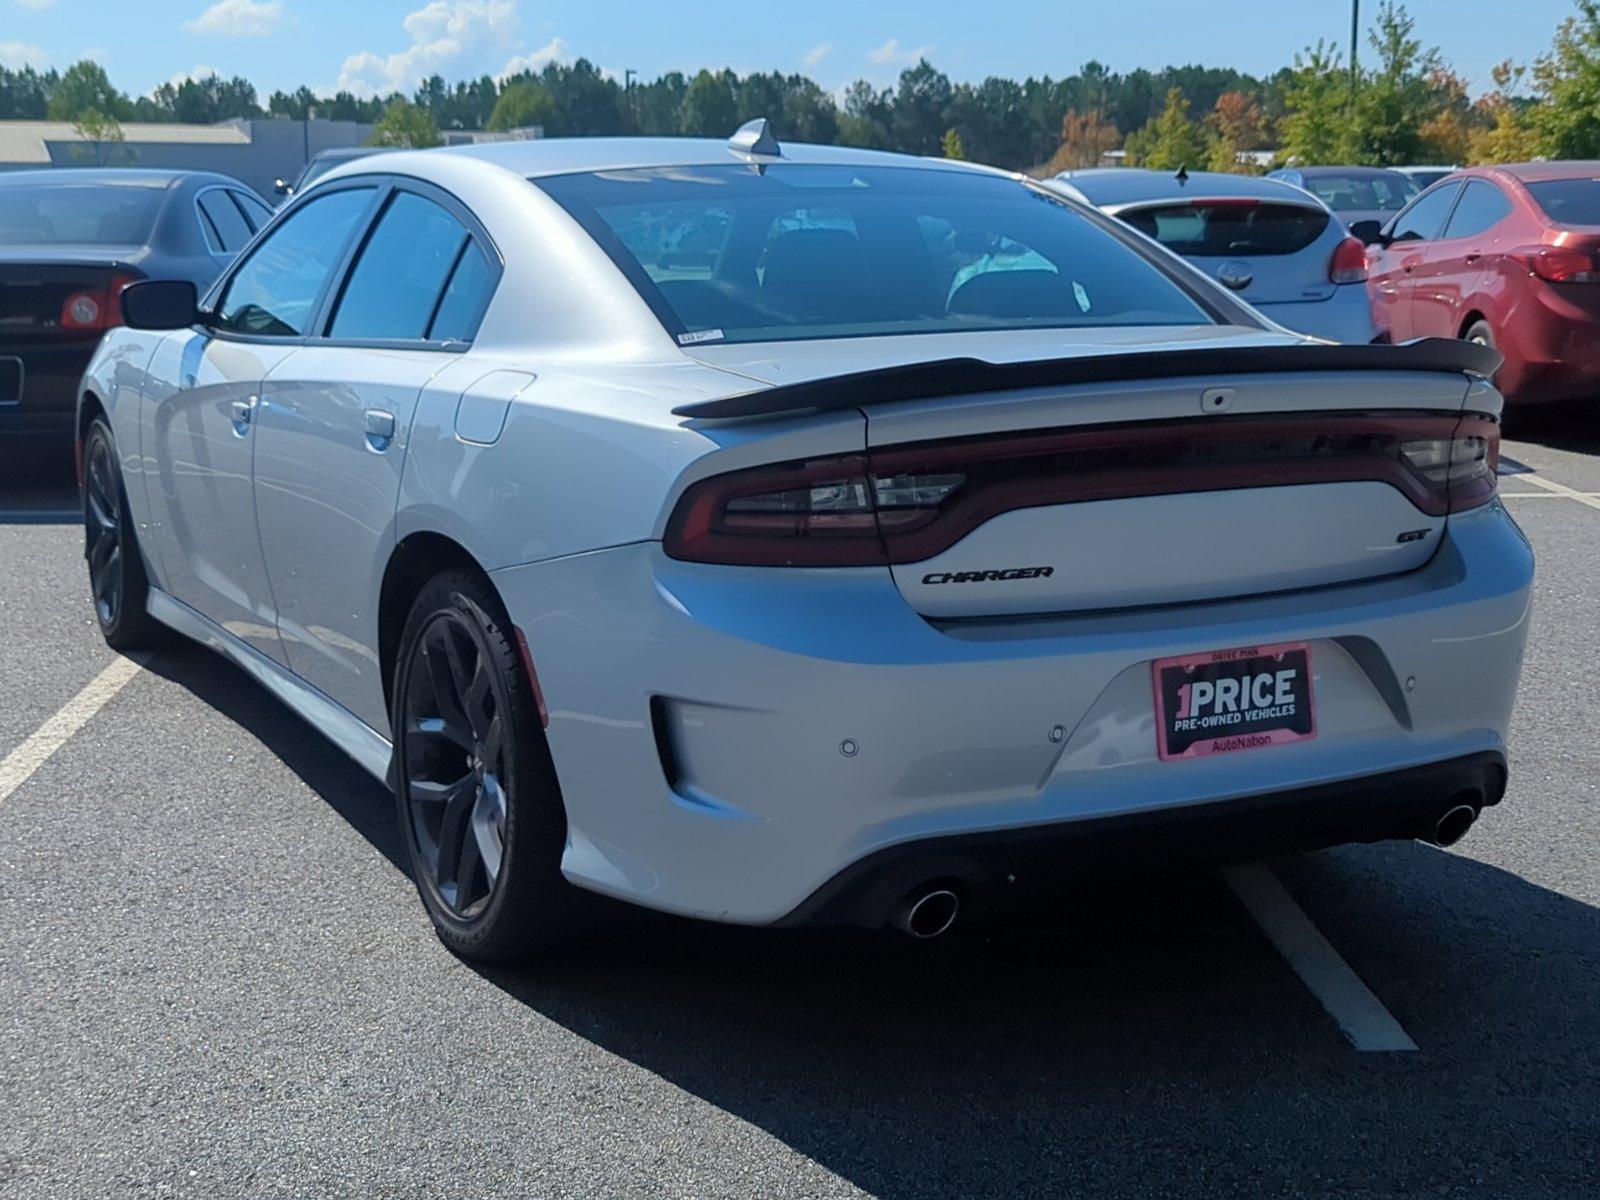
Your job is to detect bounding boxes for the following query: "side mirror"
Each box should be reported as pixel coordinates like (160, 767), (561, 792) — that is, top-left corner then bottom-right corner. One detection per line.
(274, 178), (291, 196)
(121, 279), (199, 330)
(1348, 219), (1386, 246)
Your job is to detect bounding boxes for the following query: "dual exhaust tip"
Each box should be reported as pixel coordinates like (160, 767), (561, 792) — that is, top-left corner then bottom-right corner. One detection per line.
(889, 797), (1481, 937)
(892, 887), (960, 939)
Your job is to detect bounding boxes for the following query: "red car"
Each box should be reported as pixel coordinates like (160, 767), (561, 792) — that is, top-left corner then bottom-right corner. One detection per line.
(1366, 161), (1600, 403)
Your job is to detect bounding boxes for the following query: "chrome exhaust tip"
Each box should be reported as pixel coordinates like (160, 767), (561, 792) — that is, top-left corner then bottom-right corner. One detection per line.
(1431, 803), (1479, 848)
(893, 888), (960, 939)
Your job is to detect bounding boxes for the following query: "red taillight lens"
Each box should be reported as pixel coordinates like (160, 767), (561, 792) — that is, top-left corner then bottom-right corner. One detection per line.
(664, 413), (1501, 567)
(60, 272), (138, 331)
(1399, 416), (1500, 513)
(1329, 235), (1368, 284)
(1513, 245), (1600, 283)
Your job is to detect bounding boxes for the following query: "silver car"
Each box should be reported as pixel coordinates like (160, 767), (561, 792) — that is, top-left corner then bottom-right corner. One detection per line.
(80, 127), (1527, 961)
(1051, 169), (1380, 343)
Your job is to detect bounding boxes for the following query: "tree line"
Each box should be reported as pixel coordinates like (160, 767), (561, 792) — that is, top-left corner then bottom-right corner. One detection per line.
(6, 0), (1600, 173)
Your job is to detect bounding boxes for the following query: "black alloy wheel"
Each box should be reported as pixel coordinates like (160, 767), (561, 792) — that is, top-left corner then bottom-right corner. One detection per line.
(82, 418), (160, 650)
(391, 571), (582, 962)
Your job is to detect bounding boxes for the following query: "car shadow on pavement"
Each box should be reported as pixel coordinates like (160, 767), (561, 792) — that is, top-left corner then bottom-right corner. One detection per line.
(0, 446), (80, 522)
(139, 634), (1598, 1198)
(1503, 398), (1600, 456)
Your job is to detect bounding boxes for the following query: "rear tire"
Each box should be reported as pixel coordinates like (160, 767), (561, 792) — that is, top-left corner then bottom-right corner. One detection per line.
(82, 417), (163, 651)
(390, 569), (586, 963)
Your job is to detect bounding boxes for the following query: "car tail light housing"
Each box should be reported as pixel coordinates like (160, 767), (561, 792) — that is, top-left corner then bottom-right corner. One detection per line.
(1512, 245), (1600, 283)
(664, 412), (1501, 567)
(1329, 235), (1368, 284)
(60, 272), (139, 332)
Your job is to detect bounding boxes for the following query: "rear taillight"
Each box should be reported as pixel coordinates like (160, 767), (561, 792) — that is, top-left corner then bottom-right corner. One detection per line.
(1512, 245), (1600, 283)
(664, 412), (1502, 567)
(59, 272), (138, 331)
(1399, 416), (1500, 513)
(1329, 235), (1368, 284)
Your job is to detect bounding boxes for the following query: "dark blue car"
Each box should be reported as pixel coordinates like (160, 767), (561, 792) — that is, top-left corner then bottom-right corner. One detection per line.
(0, 169), (273, 453)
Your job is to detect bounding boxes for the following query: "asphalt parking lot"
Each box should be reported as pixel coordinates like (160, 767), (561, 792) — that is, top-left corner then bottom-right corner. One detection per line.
(0, 414), (1596, 1200)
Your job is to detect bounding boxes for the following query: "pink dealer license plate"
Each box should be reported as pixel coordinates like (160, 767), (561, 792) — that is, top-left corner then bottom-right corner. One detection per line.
(1152, 641), (1316, 761)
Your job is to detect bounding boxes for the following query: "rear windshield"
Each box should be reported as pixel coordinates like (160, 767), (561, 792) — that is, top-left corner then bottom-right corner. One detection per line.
(535, 164), (1215, 346)
(1299, 173), (1417, 213)
(1526, 178), (1600, 225)
(0, 181), (166, 245)
(1120, 201), (1330, 256)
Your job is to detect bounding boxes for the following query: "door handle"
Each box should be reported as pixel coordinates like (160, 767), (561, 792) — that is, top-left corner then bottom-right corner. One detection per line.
(1464, 252), (1482, 264)
(364, 409), (397, 452)
(230, 395), (256, 436)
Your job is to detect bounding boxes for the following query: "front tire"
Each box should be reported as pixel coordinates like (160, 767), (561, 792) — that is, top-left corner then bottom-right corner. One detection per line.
(390, 570), (583, 963)
(82, 417), (163, 651)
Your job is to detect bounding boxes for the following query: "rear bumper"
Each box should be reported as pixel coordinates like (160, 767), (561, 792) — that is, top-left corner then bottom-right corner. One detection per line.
(1494, 280), (1600, 403)
(782, 751), (1506, 927)
(1256, 287), (1381, 344)
(491, 500), (1532, 925)
(0, 338), (97, 441)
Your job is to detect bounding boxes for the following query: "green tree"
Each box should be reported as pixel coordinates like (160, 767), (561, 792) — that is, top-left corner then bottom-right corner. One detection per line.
(1279, 40), (1356, 164)
(367, 98), (441, 148)
(486, 80), (556, 132)
(70, 107), (130, 165)
(1349, 2), (1440, 164)
(1533, 1), (1600, 157)
(940, 126), (965, 159)
(891, 60), (954, 156)
(1473, 61), (1542, 162)
(47, 60), (127, 121)
(679, 69), (738, 136)
(1127, 87), (1206, 170)
(837, 80), (891, 148)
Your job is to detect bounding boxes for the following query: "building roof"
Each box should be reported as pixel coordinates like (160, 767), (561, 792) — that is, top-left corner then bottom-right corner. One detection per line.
(0, 120), (249, 165)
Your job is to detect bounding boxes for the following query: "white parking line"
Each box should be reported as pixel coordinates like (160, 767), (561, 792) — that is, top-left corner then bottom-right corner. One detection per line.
(0, 656), (142, 805)
(1223, 863), (1418, 1053)
(1504, 473), (1600, 510)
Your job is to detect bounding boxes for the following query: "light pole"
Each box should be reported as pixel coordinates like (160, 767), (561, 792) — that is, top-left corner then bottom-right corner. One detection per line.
(1349, 0), (1360, 97)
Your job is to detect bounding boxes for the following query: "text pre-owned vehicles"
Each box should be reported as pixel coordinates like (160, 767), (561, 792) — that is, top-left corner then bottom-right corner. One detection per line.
(1367, 161), (1600, 404)
(79, 124), (1531, 961)
(1049, 168), (1379, 343)
(1, 168), (272, 452)
(1268, 166), (1421, 244)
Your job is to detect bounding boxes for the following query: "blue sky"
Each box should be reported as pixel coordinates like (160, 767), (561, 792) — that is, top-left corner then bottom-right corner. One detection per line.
(0, 0), (1583, 101)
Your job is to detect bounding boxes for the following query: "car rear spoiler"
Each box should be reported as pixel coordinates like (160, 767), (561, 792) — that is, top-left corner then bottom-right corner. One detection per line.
(671, 337), (1502, 421)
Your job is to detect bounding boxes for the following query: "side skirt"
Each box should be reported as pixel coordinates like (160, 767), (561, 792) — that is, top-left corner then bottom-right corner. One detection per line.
(146, 588), (394, 784)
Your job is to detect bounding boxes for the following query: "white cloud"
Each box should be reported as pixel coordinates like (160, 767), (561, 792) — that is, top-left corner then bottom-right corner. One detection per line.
(163, 65), (221, 89)
(802, 41), (832, 69)
(866, 37), (932, 67)
(12, 0), (57, 11)
(500, 35), (566, 79)
(0, 40), (48, 69)
(337, 0), (519, 96)
(183, 0), (285, 37)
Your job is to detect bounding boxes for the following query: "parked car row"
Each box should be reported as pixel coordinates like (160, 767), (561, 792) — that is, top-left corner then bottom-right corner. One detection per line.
(1055, 159), (1600, 406)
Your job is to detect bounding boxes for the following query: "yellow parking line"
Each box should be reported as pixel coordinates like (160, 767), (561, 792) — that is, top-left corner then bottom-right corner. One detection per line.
(0, 656), (142, 805)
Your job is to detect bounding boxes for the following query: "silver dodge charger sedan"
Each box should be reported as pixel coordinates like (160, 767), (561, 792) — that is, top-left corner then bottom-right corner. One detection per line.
(79, 123), (1531, 961)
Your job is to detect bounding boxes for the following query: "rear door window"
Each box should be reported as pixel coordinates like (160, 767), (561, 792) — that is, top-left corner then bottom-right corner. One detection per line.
(426, 240), (494, 342)
(1119, 202), (1330, 256)
(1526, 178), (1600, 224)
(327, 190), (475, 341)
(232, 190), (274, 232)
(198, 190), (253, 253)
(1388, 183), (1463, 244)
(213, 186), (375, 337)
(1442, 181), (1512, 239)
